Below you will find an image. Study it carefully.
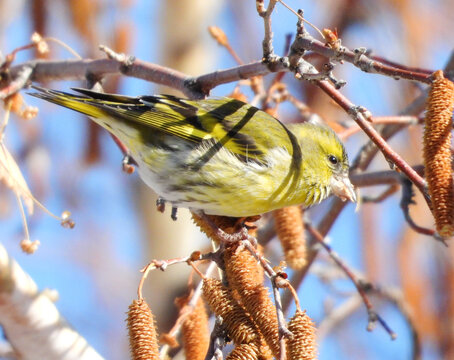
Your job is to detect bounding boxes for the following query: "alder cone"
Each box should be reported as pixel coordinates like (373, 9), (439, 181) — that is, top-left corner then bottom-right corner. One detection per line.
(423, 70), (454, 238)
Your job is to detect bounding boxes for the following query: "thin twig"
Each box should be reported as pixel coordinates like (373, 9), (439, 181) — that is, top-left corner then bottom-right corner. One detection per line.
(6, 56), (289, 99)
(317, 80), (428, 203)
(369, 54), (434, 75)
(0, 66), (33, 99)
(257, 0), (279, 61)
(305, 223), (397, 340)
(339, 115), (420, 139)
(282, 50), (448, 318)
(361, 184), (400, 203)
(350, 166), (424, 188)
(204, 318), (227, 360)
(44, 37), (82, 59)
(241, 239), (293, 345)
(372, 286), (422, 360)
(277, 1), (324, 39)
(291, 32), (432, 83)
(400, 177), (442, 241)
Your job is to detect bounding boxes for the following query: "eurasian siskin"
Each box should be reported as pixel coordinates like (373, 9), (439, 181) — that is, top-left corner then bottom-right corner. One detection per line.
(29, 87), (355, 217)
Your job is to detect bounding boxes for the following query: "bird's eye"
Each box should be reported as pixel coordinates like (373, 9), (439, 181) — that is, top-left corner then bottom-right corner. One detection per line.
(328, 155), (338, 165)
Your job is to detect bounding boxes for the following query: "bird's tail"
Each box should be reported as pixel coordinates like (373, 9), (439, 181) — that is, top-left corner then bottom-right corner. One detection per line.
(28, 86), (140, 120)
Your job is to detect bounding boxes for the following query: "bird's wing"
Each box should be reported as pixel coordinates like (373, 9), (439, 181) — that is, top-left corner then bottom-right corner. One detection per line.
(30, 87), (301, 164)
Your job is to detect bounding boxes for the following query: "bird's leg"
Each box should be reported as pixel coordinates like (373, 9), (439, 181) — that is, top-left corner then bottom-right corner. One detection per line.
(109, 132), (136, 173)
(171, 207), (178, 221)
(155, 197), (179, 221)
(121, 153), (137, 174)
(156, 197), (166, 213)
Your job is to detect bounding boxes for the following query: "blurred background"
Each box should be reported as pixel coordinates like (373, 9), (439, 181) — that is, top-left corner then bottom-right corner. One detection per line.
(0, 0), (453, 359)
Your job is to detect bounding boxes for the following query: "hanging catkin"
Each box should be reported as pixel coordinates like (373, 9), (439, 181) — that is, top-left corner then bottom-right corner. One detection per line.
(286, 310), (317, 360)
(127, 298), (160, 360)
(203, 278), (259, 344)
(224, 243), (280, 358)
(179, 297), (210, 360)
(423, 70), (454, 237)
(273, 206), (307, 269)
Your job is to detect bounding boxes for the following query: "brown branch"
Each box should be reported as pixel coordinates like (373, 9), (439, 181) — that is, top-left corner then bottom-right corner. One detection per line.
(361, 184), (400, 203)
(256, 0), (279, 61)
(3, 39), (443, 104)
(4, 56), (191, 97)
(194, 60), (286, 96)
(5, 55), (288, 100)
(351, 51), (454, 173)
(339, 115), (420, 140)
(291, 32), (432, 83)
(316, 80), (428, 202)
(0, 66), (33, 99)
(369, 54), (434, 75)
(350, 166), (424, 188)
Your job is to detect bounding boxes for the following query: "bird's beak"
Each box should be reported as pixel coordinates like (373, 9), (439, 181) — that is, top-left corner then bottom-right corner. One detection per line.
(331, 174), (356, 203)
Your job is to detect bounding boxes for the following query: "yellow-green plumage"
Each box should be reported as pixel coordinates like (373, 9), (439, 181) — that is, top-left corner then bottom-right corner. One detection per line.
(29, 87), (355, 217)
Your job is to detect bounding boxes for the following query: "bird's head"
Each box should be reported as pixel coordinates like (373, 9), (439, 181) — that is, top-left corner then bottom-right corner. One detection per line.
(289, 122), (356, 204)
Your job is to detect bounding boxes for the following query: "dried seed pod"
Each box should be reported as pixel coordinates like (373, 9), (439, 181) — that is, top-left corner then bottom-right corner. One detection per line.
(238, 286), (280, 358)
(31, 32), (49, 55)
(203, 278), (258, 344)
(273, 206), (307, 269)
(20, 239), (40, 254)
(423, 70), (454, 237)
(180, 297), (210, 360)
(226, 342), (259, 360)
(286, 310), (317, 360)
(224, 244), (279, 358)
(224, 243), (264, 291)
(127, 299), (160, 360)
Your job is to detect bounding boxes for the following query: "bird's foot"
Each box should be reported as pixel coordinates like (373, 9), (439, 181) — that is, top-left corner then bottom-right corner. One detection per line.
(156, 197), (179, 221)
(121, 153), (137, 174)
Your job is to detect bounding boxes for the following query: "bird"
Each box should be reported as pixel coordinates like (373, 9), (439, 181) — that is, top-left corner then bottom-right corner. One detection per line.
(29, 86), (356, 217)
